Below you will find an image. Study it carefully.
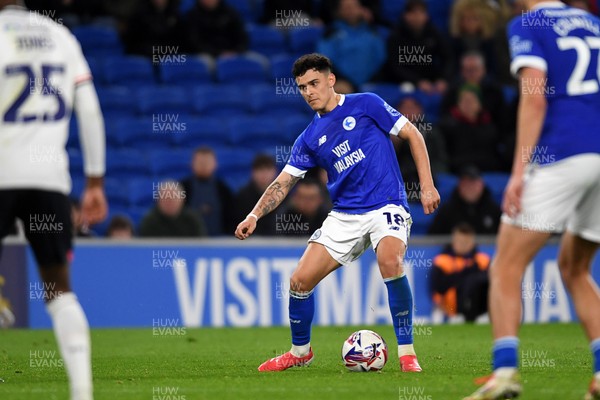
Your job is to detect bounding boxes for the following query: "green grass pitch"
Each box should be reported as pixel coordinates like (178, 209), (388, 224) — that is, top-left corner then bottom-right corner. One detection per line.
(0, 323), (593, 399)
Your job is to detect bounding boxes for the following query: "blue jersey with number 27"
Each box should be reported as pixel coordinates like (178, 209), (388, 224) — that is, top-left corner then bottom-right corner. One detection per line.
(508, 2), (600, 163)
(282, 93), (410, 214)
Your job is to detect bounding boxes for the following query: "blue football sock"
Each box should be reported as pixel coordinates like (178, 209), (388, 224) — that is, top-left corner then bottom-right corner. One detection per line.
(385, 275), (414, 345)
(493, 336), (519, 370)
(591, 338), (600, 374)
(289, 289), (314, 346)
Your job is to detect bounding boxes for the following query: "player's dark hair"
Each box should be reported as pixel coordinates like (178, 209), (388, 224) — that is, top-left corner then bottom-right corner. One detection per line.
(292, 53), (332, 78)
(252, 154), (276, 170)
(404, 0), (428, 13)
(453, 222), (476, 235)
(194, 146), (215, 155)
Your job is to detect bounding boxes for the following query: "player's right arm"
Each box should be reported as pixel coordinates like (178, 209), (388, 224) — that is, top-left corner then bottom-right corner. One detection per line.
(235, 171), (300, 239)
(504, 66), (547, 218)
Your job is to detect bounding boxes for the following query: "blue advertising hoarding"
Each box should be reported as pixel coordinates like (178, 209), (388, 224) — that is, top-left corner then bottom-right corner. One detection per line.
(23, 240), (598, 328)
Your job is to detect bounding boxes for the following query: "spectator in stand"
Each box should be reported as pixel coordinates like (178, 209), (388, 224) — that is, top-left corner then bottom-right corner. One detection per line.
(235, 155), (279, 236)
(107, 215), (135, 239)
(183, 0), (247, 58)
(319, 0), (385, 27)
(428, 166), (501, 235)
(449, 0), (498, 78)
(317, 0), (386, 87)
(430, 222), (490, 322)
(382, 0), (453, 94)
(277, 179), (328, 236)
(439, 84), (503, 173)
(139, 180), (206, 237)
(181, 147), (234, 236)
(122, 0), (184, 57)
(393, 96), (447, 202)
(441, 52), (507, 133)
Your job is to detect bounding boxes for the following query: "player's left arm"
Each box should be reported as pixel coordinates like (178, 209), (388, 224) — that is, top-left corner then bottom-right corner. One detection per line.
(398, 121), (440, 214)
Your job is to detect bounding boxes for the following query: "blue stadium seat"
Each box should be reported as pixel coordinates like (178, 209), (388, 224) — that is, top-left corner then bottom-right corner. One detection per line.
(288, 26), (324, 55)
(70, 176), (85, 199)
(221, 173), (250, 193)
(248, 25), (287, 57)
(128, 178), (156, 208)
(85, 57), (104, 84)
(281, 114), (309, 143)
(106, 149), (151, 179)
(96, 86), (135, 118)
(270, 54), (296, 80)
(136, 86), (192, 115)
(111, 116), (173, 149)
(147, 149), (193, 180)
(103, 56), (155, 87)
(216, 56), (268, 83)
(172, 117), (232, 148)
(215, 148), (256, 177)
(428, 0), (453, 33)
(128, 206), (149, 231)
(380, 0), (405, 24)
(482, 172), (510, 205)
(249, 84), (310, 115)
(503, 85), (518, 104)
(68, 148), (84, 180)
(229, 116), (284, 151)
(159, 58), (212, 84)
(72, 26), (123, 57)
(435, 173), (458, 202)
(105, 178), (130, 208)
(224, 0), (255, 22)
(409, 203), (435, 235)
(67, 116), (80, 151)
(192, 84), (252, 116)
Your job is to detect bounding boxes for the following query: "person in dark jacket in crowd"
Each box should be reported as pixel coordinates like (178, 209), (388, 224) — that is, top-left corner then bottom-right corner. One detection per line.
(276, 179), (329, 236)
(428, 166), (501, 235)
(181, 147), (234, 236)
(183, 0), (248, 57)
(430, 222), (490, 321)
(382, 0), (453, 94)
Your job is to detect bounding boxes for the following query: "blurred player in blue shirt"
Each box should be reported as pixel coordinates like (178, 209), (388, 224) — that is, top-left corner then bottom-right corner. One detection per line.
(465, 2), (600, 399)
(236, 53), (440, 372)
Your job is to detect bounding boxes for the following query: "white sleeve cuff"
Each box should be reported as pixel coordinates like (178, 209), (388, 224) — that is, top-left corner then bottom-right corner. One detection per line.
(283, 164), (307, 178)
(510, 55), (547, 77)
(389, 115), (409, 136)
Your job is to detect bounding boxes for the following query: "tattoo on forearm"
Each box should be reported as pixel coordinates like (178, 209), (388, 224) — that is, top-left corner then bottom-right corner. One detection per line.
(256, 176), (299, 217)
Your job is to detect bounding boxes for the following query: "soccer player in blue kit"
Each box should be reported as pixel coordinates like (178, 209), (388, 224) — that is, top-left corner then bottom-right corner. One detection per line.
(465, 1), (600, 399)
(235, 54), (440, 372)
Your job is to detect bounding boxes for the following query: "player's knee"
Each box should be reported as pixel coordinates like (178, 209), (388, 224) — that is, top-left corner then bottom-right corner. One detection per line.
(378, 256), (404, 278)
(289, 273), (314, 294)
(558, 252), (587, 286)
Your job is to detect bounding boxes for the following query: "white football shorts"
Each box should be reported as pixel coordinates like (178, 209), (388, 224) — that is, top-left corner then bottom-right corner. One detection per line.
(502, 153), (600, 242)
(308, 204), (412, 265)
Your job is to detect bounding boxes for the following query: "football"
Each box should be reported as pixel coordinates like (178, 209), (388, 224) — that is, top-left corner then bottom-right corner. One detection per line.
(341, 329), (388, 371)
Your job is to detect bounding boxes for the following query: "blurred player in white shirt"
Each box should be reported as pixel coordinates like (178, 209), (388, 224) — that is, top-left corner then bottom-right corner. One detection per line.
(0, 1), (107, 399)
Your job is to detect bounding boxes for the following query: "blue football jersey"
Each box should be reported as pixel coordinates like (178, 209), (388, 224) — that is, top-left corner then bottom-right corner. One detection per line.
(508, 2), (600, 164)
(282, 93), (410, 214)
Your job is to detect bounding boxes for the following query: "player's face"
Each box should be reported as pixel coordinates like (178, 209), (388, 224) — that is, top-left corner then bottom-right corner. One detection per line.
(296, 69), (336, 113)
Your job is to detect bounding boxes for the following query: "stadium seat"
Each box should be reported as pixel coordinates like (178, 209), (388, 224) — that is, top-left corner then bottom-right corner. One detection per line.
(288, 26), (324, 55)
(248, 25), (287, 57)
(249, 84), (310, 115)
(106, 149), (151, 179)
(96, 86), (135, 118)
(435, 173), (458, 202)
(72, 26), (123, 57)
(482, 172), (510, 205)
(503, 85), (518, 104)
(70, 176), (85, 199)
(409, 203), (435, 235)
(281, 114), (310, 143)
(147, 149), (193, 180)
(270, 54), (297, 80)
(172, 117), (232, 148)
(136, 86), (192, 115)
(224, 0), (256, 22)
(128, 178), (156, 208)
(68, 148), (84, 180)
(111, 116), (174, 149)
(159, 58), (212, 84)
(103, 56), (155, 87)
(380, 0), (405, 24)
(105, 178), (130, 208)
(229, 116), (284, 151)
(216, 56), (268, 83)
(67, 116), (80, 151)
(215, 148), (256, 179)
(85, 57), (104, 84)
(192, 84), (252, 116)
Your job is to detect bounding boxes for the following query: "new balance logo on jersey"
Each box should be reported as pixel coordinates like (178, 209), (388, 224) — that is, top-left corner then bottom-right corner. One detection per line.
(318, 135), (327, 146)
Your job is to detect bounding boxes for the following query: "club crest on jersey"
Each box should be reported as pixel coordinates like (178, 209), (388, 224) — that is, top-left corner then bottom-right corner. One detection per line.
(343, 116), (356, 131)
